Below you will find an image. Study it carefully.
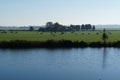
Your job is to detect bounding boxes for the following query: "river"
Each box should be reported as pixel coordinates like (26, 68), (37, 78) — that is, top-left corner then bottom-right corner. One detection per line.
(0, 48), (120, 80)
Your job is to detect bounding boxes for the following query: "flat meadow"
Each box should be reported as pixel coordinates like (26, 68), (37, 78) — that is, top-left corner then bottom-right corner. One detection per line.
(0, 29), (120, 43)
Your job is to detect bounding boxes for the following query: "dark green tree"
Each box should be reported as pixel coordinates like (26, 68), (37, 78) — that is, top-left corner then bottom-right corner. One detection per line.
(81, 24), (85, 31)
(92, 25), (95, 31)
(46, 22), (53, 27)
(102, 29), (108, 44)
(29, 26), (34, 31)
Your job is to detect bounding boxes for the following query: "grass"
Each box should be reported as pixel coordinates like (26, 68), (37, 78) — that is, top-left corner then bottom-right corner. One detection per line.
(0, 30), (120, 43)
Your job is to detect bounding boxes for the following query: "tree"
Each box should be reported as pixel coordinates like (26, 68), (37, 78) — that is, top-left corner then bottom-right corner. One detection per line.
(81, 24), (85, 31)
(38, 27), (45, 32)
(54, 22), (60, 27)
(54, 22), (65, 32)
(85, 24), (92, 31)
(46, 22), (53, 27)
(29, 26), (34, 31)
(102, 29), (108, 44)
(92, 25), (95, 31)
(45, 22), (54, 31)
(76, 25), (81, 31)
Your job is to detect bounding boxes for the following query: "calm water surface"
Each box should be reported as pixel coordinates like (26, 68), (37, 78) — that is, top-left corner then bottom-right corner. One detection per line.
(0, 48), (120, 80)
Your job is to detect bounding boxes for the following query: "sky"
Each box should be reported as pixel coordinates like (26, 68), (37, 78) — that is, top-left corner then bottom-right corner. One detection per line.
(0, 0), (120, 26)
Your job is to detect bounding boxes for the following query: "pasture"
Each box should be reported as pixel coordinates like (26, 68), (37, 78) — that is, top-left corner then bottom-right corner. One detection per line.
(0, 30), (120, 42)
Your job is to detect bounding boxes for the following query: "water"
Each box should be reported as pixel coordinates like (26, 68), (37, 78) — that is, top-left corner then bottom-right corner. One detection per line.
(0, 48), (120, 80)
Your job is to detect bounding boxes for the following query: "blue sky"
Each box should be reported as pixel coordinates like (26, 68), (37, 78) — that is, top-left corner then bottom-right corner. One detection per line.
(0, 0), (120, 26)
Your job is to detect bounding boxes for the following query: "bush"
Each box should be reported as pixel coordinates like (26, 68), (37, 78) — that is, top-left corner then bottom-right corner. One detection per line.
(0, 40), (120, 48)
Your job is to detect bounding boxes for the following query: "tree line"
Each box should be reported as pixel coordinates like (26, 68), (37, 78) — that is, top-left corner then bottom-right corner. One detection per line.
(30, 22), (96, 32)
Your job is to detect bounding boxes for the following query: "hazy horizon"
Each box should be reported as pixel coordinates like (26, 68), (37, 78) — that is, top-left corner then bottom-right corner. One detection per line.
(0, 0), (120, 26)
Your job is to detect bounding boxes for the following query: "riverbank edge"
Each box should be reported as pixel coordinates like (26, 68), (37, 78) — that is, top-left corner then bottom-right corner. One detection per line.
(0, 40), (120, 49)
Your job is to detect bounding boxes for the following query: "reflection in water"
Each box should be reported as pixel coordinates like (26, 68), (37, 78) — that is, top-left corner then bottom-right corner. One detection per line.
(102, 48), (108, 69)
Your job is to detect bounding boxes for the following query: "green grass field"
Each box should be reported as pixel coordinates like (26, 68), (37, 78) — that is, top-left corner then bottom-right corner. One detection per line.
(0, 30), (120, 42)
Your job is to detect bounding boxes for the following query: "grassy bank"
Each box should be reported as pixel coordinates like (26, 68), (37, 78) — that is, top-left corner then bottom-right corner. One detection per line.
(0, 30), (120, 48)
